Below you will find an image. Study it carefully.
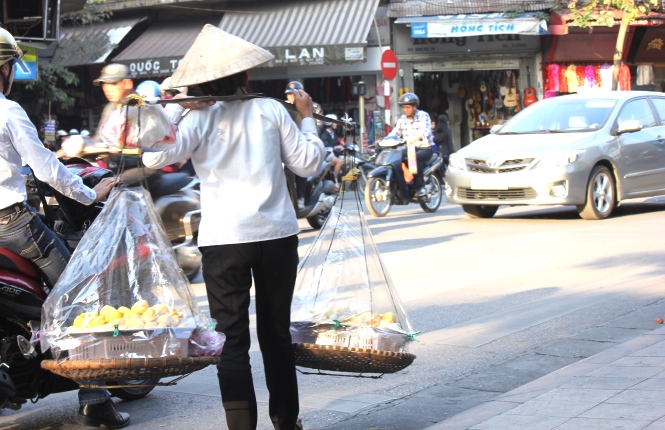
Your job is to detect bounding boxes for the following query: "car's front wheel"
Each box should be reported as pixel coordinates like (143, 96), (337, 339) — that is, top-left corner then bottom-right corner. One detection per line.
(462, 205), (498, 219)
(577, 165), (615, 220)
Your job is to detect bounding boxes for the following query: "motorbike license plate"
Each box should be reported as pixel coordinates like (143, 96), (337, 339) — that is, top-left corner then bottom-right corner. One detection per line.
(471, 177), (509, 190)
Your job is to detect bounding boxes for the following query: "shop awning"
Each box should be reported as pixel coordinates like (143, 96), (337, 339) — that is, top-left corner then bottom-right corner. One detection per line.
(218, 0), (380, 66)
(52, 17), (146, 67)
(112, 17), (223, 78)
(395, 13), (547, 38)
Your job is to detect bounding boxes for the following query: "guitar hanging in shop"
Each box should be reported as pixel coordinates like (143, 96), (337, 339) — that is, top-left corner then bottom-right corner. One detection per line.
(523, 66), (537, 107)
(503, 71), (518, 109)
(466, 97), (476, 129)
(513, 72), (521, 113)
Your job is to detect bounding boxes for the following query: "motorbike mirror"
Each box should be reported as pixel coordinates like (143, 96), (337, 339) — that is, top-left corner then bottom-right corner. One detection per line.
(61, 135), (85, 158)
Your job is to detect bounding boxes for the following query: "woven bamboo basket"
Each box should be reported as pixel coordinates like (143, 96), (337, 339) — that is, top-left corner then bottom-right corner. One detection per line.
(41, 356), (219, 382)
(292, 343), (415, 374)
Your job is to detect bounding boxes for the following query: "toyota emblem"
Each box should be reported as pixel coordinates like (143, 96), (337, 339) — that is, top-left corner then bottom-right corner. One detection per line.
(486, 159), (502, 168)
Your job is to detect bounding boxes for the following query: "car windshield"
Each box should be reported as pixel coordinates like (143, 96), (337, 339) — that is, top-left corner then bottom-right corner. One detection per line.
(498, 98), (616, 134)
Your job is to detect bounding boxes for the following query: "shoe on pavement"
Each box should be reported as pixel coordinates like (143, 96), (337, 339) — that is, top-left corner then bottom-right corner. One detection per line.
(77, 399), (130, 429)
(416, 186), (427, 197)
(270, 417), (304, 430)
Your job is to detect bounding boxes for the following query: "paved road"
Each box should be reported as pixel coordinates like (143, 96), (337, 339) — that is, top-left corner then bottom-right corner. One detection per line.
(1, 197), (664, 429)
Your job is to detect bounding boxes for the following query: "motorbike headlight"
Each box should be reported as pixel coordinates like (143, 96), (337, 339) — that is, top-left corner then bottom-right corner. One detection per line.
(448, 153), (466, 171)
(535, 150), (586, 169)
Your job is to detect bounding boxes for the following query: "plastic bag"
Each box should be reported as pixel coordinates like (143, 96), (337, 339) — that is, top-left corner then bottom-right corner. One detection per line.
(99, 103), (176, 151)
(41, 187), (222, 360)
(290, 201), (416, 354)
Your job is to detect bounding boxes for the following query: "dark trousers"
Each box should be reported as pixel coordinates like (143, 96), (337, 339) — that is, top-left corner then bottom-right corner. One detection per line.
(401, 147), (433, 186)
(200, 235), (300, 430)
(295, 175), (307, 200)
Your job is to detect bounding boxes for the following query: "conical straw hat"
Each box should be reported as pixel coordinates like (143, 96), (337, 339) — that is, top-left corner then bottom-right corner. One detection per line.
(170, 24), (274, 88)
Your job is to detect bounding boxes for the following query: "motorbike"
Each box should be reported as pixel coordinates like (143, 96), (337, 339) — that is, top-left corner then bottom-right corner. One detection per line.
(59, 135), (202, 280)
(338, 142), (375, 198)
(0, 160), (156, 412)
(364, 135), (444, 217)
(285, 148), (338, 230)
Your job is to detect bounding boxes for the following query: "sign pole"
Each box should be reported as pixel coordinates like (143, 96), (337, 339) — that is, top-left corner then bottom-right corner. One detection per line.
(380, 49), (398, 135)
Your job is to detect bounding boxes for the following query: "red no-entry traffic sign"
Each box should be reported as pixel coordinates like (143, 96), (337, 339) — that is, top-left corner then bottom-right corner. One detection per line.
(381, 49), (398, 81)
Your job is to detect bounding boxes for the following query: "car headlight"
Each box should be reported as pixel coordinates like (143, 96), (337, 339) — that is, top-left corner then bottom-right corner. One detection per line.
(448, 153), (465, 171)
(535, 150), (586, 168)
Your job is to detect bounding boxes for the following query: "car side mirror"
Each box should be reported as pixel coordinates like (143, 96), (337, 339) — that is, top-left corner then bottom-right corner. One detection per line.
(490, 124), (503, 134)
(616, 119), (643, 135)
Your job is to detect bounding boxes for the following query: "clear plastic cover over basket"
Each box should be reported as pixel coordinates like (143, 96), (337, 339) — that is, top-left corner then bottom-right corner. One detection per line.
(291, 198), (416, 354)
(41, 187), (223, 361)
(99, 103), (176, 151)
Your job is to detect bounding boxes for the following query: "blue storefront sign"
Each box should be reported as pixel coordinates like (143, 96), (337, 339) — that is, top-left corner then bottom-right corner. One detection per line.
(399, 13), (547, 39)
(14, 44), (38, 81)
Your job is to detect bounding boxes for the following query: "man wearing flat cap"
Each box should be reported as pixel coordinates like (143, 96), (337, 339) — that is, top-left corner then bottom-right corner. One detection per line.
(92, 63), (134, 142)
(142, 25), (325, 430)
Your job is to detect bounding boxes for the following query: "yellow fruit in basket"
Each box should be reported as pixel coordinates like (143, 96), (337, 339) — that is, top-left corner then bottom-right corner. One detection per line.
(99, 305), (116, 319)
(117, 306), (131, 317)
(142, 307), (156, 319)
(144, 321), (158, 329)
(381, 312), (397, 324)
(108, 318), (124, 327)
(124, 317), (145, 329)
(371, 313), (382, 327)
(152, 303), (170, 316)
(170, 308), (183, 318)
(131, 300), (150, 315)
(177, 322), (188, 328)
(105, 309), (123, 323)
(156, 314), (171, 324)
(85, 315), (107, 328)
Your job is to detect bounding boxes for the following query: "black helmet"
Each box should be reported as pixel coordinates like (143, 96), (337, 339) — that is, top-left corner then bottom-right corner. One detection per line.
(284, 81), (304, 94)
(398, 92), (419, 107)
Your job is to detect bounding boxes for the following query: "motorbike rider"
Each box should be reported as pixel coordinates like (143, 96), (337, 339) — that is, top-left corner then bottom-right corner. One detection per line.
(92, 63), (162, 189)
(387, 92), (434, 196)
(0, 28), (126, 429)
(285, 80), (325, 207)
(319, 114), (345, 186)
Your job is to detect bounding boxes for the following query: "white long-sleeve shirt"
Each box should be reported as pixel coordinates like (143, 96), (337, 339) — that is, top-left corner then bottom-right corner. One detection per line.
(0, 94), (95, 208)
(143, 98), (325, 246)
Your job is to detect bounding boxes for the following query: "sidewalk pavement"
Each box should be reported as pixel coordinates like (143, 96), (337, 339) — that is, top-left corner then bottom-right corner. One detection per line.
(425, 325), (665, 430)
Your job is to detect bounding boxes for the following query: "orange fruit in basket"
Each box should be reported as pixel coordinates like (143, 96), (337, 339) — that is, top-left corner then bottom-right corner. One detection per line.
(656, 317), (664, 324)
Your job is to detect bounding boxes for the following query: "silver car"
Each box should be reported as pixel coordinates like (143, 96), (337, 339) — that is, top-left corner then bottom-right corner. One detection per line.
(445, 91), (665, 220)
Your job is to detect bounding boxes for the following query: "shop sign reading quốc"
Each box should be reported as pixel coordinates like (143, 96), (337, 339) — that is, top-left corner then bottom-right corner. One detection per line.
(123, 57), (182, 78)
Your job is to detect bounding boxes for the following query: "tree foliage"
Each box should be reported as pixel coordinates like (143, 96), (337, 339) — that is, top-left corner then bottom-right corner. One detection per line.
(566, 0), (659, 90)
(567, 0), (658, 28)
(25, 2), (111, 110)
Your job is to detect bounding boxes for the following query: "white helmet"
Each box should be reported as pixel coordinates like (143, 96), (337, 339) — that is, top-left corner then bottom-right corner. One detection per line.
(0, 28), (22, 67)
(80, 129), (90, 136)
(324, 113), (337, 127)
(69, 128), (79, 135)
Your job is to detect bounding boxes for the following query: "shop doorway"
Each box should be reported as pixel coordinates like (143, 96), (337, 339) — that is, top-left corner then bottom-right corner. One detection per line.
(414, 69), (524, 148)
